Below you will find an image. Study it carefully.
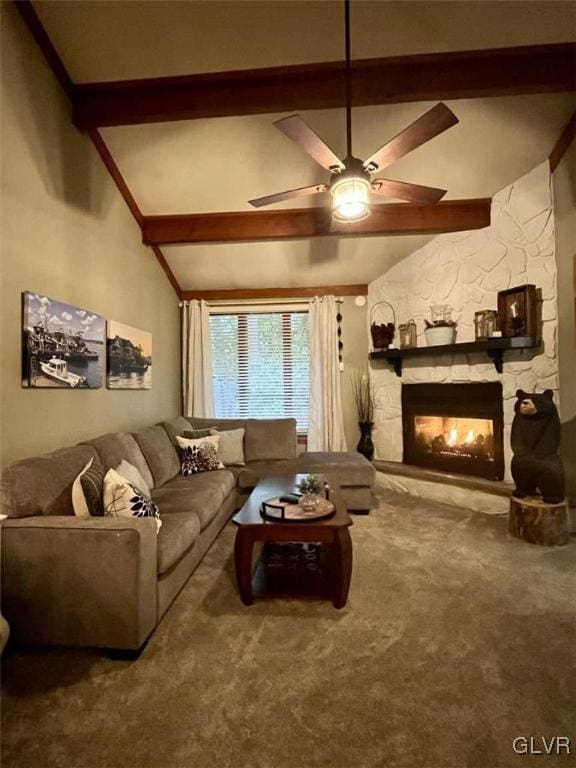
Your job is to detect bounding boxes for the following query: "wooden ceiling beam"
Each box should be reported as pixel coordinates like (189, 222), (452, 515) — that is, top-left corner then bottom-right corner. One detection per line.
(142, 199), (492, 245)
(181, 285), (368, 301)
(15, 0), (73, 97)
(72, 43), (576, 128)
(549, 111), (576, 172)
(15, 0), (182, 299)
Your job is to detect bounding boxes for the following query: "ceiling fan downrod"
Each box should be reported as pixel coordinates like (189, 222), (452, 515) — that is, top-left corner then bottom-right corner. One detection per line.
(344, 0), (353, 161)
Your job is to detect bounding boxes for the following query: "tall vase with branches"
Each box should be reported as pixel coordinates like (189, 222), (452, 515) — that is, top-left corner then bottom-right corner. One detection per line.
(351, 369), (375, 461)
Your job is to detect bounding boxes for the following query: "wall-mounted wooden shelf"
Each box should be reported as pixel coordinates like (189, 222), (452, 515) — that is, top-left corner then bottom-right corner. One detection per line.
(369, 336), (541, 377)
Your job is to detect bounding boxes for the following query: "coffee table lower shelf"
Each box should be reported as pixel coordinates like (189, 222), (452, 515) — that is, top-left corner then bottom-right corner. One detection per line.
(250, 542), (337, 602)
(234, 526), (352, 608)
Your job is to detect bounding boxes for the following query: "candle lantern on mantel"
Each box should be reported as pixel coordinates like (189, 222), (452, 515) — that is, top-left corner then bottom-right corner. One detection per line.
(497, 285), (537, 338)
(474, 310), (499, 341)
(399, 320), (417, 349)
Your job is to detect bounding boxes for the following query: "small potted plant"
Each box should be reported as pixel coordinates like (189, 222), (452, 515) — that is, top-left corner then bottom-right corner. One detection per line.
(298, 474), (325, 511)
(352, 368), (375, 460)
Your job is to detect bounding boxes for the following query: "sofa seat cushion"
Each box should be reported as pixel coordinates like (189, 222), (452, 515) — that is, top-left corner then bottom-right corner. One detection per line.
(82, 433), (154, 490)
(298, 452), (375, 488)
(152, 470), (235, 529)
(245, 418), (297, 461)
(133, 426), (180, 488)
(237, 459), (302, 490)
(156, 512), (201, 575)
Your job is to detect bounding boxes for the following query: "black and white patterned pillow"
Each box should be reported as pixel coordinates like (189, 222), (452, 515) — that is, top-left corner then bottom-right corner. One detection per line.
(103, 469), (162, 531)
(181, 443), (222, 476)
(126, 484), (160, 522)
(182, 445), (200, 476)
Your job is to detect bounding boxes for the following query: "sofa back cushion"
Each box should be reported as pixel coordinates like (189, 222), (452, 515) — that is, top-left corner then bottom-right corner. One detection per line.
(133, 426), (180, 488)
(186, 417), (247, 433)
(0, 445), (100, 518)
(160, 416), (195, 447)
(245, 418), (297, 461)
(82, 433), (154, 490)
(186, 417), (297, 461)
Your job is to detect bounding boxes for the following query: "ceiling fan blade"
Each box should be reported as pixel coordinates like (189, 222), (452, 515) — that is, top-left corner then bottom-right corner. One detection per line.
(248, 184), (328, 208)
(371, 178), (447, 205)
(363, 103), (459, 173)
(274, 115), (345, 172)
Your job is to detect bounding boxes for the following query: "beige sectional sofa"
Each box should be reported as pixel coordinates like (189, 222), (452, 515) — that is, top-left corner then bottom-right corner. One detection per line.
(0, 416), (375, 651)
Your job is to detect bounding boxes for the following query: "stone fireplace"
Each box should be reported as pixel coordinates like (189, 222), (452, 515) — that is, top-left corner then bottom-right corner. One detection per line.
(368, 161), (559, 487)
(402, 383), (504, 480)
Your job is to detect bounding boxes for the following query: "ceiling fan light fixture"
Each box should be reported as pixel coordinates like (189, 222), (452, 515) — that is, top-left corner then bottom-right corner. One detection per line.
(331, 175), (371, 222)
(248, 1), (458, 216)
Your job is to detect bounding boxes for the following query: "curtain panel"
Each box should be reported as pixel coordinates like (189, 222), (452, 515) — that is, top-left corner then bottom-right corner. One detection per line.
(307, 296), (348, 452)
(181, 300), (215, 418)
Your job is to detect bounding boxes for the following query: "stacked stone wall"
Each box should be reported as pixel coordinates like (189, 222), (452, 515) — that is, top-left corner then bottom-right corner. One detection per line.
(369, 162), (558, 481)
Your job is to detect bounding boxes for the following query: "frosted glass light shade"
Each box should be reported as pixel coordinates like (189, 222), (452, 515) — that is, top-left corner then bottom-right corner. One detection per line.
(331, 176), (370, 222)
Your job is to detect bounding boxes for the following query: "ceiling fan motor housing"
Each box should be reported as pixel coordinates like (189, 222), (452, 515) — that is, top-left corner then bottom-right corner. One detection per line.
(329, 156), (370, 185)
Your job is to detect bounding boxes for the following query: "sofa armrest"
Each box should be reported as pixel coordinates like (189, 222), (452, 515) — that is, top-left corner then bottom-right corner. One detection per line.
(1, 516), (158, 650)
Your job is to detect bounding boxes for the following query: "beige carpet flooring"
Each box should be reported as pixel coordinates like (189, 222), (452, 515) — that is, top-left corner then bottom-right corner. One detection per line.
(2, 489), (575, 768)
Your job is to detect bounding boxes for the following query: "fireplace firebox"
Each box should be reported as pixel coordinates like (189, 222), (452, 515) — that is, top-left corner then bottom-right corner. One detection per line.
(402, 383), (504, 480)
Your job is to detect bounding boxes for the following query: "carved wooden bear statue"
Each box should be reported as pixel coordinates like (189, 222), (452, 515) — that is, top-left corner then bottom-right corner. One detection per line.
(511, 389), (565, 504)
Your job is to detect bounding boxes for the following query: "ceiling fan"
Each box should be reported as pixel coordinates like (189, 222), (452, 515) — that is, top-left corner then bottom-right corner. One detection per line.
(248, 0), (459, 223)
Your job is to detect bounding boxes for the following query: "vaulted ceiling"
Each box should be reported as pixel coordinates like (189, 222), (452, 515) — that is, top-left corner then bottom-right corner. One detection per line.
(24, 1), (576, 296)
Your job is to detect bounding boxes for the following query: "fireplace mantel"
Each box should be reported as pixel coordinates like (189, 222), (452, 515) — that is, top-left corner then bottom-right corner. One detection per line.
(369, 336), (541, 377)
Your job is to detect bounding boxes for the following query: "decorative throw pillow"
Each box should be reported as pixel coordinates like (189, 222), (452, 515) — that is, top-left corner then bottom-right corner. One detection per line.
(80, 459), (106, 517)
(115, 459), (151, 499)
(209, 428), (245, 466)
(181, 440), (224, 477)
(71, 458), (93, 518)
(103, 468), (161, 531)
(176, 434), (224, 475)
(182, 428), (213, 440)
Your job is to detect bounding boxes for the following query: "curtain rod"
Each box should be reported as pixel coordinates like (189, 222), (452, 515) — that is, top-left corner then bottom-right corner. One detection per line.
(179, 297), (344, 308)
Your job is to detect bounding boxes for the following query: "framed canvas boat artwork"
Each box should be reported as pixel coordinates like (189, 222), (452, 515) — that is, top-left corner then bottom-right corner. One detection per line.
(22, 292), (105, 388)
(107, 320), (152, 390)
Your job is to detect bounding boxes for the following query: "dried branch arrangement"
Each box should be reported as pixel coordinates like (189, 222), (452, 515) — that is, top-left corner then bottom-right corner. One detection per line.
(351, 368), (375, 424)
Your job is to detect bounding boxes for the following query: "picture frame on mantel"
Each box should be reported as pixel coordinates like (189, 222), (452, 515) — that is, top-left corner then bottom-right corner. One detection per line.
(497, 284), (537, 338)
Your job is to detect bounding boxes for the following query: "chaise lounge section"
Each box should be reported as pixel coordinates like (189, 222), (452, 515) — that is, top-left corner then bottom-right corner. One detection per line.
(175, 416), (375, 512)
(0, 416), (375, 650)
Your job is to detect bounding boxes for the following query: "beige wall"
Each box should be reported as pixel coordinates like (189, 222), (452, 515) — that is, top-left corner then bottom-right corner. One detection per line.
(0, 4), (181, 467)
(339, 296), (369, 452)
(552, 143), (576, 502)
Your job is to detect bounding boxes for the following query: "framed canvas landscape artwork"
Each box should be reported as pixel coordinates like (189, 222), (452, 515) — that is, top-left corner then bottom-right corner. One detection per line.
(107, 320), (152, 389)
(22, 291), (105, 388)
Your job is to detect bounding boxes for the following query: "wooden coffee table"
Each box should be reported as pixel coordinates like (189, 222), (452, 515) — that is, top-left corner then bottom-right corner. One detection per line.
(232, 474), (353, 608)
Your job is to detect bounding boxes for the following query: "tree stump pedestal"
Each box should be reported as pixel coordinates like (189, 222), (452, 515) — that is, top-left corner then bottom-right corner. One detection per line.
(509, 496), (569, 546)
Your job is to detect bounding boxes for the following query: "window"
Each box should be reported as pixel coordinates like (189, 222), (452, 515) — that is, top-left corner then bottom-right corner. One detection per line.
(209, 310), (309, 433)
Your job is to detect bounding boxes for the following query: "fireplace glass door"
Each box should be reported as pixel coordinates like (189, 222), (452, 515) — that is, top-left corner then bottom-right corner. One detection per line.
(402, 383), (504, 480)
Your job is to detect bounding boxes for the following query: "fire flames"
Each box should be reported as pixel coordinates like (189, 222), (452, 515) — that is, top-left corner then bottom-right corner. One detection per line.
(414, 416), (494, 461)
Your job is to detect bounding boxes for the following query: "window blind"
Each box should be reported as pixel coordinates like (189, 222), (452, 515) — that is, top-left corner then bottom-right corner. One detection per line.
(209, 311), (309, 432)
